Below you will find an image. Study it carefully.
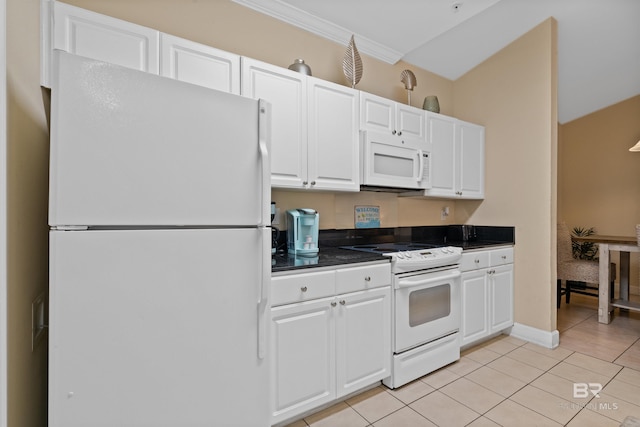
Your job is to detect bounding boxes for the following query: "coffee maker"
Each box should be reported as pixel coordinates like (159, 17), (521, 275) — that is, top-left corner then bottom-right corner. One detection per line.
(286, 208), (319, 256)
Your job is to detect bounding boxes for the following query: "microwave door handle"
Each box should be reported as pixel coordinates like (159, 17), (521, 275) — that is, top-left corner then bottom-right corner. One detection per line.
(417, 149), (425, 182)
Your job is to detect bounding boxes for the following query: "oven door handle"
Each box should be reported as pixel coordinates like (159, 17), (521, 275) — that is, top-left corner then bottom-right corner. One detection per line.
(396, 270), (461, 289)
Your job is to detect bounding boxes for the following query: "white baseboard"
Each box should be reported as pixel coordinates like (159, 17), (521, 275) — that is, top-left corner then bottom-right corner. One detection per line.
(509, 322), (559, 349)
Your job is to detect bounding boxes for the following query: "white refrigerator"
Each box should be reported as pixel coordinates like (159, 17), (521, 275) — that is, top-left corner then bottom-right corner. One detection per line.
(49, 51), (271, 427)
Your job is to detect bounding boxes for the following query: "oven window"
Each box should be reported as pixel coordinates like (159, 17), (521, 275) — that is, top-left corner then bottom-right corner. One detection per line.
(408, 284), (451, 327)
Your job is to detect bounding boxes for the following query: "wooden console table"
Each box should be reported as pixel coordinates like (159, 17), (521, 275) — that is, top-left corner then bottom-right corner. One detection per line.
(573, 235), (640, 323)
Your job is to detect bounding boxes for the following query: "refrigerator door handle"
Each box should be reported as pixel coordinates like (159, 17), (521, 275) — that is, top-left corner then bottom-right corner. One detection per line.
(258, 100), (271, 228)
(258, 226), (271, 359)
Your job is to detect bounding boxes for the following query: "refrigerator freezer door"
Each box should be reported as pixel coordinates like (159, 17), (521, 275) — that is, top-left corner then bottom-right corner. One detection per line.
(49, 228), (269, 427)
(50, 50), (269, 227)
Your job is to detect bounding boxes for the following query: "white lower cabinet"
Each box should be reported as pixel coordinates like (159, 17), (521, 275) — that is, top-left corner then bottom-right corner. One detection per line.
(460, 247), (514, 347)
(270, 263), (391, 425)
(335, 287), (391, 397)
(271, 297), (336, 423)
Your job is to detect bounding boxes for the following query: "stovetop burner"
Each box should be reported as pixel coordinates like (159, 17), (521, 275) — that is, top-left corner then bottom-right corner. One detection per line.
(340, 242), (440, 254)
(340, 242), (462, 273)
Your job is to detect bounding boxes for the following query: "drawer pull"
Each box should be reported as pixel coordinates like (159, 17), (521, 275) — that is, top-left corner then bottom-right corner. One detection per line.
(300, 286), (308, 292)
(364, 276), (371, 282)
(502, 255), (507, 259)
(331, 301), (337, 307)
(339, 300), (346, 305)
(474, 259), (480, 264)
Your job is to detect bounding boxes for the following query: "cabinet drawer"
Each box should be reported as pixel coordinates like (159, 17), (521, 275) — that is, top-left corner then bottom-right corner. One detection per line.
(335, 263), (391, 294)
(460, 250), (490, 272)
(490, 247), (514, 266)
(271, 270), (335, 306)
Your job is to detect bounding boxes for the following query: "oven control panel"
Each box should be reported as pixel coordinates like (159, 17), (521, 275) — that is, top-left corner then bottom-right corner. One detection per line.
(389, 246), (462, 273)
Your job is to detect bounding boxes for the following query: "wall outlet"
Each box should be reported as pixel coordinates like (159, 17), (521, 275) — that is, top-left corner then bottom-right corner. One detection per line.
(32, 293), (47, 351)
(441, 206), (450, 221)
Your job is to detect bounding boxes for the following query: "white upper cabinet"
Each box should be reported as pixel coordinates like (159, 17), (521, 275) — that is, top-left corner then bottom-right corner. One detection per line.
(360, 91), (425, 140)
(457, 121), (485, 199)
(42, 1), (159, 87)
(307, 77), (359, 192)
(242, 58), (359, 192)
(241, 57), (308, 189)
(424, 113), (485, 199)
(425, 113), (457, 196)
(159, 33), (240, 94)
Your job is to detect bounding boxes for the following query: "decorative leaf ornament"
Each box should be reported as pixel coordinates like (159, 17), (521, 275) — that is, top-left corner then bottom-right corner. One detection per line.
(401, 69), (417, 105)
(343, 35), (363, 88)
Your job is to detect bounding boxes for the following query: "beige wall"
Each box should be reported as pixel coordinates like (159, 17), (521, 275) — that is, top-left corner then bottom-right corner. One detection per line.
(453, 19), (558, 332)
(559, 95), (640, 292)
(6, 0), (51, 425)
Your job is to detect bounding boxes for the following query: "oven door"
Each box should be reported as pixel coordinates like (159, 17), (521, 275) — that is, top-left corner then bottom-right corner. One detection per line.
(361, 131), (430, 190)
(393, 267), (461, 353)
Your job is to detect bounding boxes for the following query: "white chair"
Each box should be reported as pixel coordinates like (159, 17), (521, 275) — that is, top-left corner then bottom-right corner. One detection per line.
(557, 222), (615, 308)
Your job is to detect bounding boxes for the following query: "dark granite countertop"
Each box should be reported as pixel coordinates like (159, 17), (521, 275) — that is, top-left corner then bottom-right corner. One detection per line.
(272, 225), (515, 273)
(271, 247), (390, 273)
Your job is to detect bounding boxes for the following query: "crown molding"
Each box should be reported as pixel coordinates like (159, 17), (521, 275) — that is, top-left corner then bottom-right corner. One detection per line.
(232, 0), (403, 64)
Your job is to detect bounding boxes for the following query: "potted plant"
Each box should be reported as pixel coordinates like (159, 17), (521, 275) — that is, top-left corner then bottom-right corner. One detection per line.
(570, 226), (598, 289)
(571, 226), (598, 260)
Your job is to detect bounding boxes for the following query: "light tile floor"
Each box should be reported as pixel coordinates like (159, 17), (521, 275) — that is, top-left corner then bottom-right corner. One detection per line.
(284, 293), (640, 426)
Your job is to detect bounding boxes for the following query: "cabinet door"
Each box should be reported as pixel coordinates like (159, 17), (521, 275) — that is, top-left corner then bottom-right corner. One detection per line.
(360, 92), (395, 135)
(307, 78), (359, 191)
(425, 113), (457, 197)
(457, 121), (485, 199)
(335, 287), (391, 398)
(242, 58), (307, 189)
(490, 264), (514, 333)
(460, 270), (490, 347)
(270, 298), (336, 425)
(160, 33), (239, 94)
(396, 103), (425, 140)
(46, 1), (159, 88)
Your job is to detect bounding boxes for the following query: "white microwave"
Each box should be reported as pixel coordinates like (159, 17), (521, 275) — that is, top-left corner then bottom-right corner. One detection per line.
(360, 130), (431, 191)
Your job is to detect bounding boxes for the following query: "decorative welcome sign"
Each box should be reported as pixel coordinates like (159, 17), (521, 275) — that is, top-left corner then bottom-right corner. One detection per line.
(355, 205), (380, 229)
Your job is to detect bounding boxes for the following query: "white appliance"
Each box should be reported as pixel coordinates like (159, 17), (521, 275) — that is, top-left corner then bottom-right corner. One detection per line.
(385, 247), (461, 388)
(48, 51), (271, 427)
(360, 130), (431, 191)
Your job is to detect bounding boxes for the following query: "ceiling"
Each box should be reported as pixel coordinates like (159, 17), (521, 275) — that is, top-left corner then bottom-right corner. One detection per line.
(232, 0), (640, 124)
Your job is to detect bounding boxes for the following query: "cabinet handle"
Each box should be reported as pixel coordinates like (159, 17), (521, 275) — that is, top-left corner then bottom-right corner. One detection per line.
(474, 259), (480, 264)
(310, 181), (316, 186)
(331, 301), (337, 307)
(392, 130), (397, 135)
(502, 255), (507, 260)
(302, 181), (308, 186)
(339, 300), (346, 305)
(364, 276), (371, 282)
(398, 131), (402, 136)
(300, 286), (307, 292)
